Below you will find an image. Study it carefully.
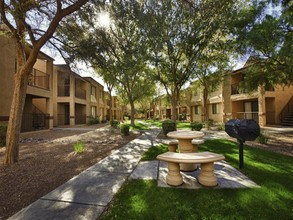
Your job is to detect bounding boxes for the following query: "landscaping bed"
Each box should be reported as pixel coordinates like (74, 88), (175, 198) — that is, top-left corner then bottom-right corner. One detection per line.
(0, 124), (140, 219)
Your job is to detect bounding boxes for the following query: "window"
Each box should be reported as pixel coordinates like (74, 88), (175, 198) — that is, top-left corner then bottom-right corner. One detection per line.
(212, 103), (219, 114)
(194, 106), (200, 115)
(91, 106), (96, 118)
(91, 86), (96, 96)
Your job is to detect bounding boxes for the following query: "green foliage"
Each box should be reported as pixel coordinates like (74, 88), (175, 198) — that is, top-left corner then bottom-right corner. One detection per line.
(110, 120), (120, 129)
(89, 117), (99, 125)
(178, 113), (187, 121)
(230, 1), (293, 89)
(101, 139), (293, 220)
(190, 122), (203, 131)
(141, 144), (168, 161)
(120, 124), (130, 136)
(162, 120), (176, 135)
(257, 129), (269, 144)
(73, 141), (85, 154)
(0, 124), (7, 147)
(217, 122), (225, 131)
(205, 119), (214, 129)
(176, 122), (191, 130)
(130, 122), (150, 131)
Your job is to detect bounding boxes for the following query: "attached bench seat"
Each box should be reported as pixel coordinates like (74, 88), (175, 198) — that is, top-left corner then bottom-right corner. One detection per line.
(157, 152), (225, 187)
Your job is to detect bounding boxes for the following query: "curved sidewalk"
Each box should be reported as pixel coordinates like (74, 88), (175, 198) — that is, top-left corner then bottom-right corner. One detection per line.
(9, 129), (161, 220)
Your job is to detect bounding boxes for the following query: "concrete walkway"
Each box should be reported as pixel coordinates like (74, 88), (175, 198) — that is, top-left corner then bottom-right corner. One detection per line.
(9, 128), (259, 220)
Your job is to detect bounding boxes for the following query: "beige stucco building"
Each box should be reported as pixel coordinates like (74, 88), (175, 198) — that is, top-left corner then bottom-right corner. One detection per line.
(53, 65), (114, 126)
(0, 36), (54, 132)
(189, 63), (293, 126)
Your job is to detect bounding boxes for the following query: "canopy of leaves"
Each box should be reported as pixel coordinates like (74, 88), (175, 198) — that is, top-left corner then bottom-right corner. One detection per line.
(230, 0), (293, 90)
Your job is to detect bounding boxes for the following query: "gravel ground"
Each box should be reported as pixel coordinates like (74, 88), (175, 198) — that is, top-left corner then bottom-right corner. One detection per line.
(0, 124), (140, 220)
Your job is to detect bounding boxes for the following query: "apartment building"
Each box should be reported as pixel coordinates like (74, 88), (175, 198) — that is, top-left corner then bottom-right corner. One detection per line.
(189, 61), (293, 126)
(150, 92), (191, 121)
(83, 77), (107, 122)
(53, 65), (113, 126)
(0, 36), (54, 132)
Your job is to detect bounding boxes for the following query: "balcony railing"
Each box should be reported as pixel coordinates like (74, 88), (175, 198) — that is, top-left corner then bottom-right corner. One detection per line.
(231, 83), (249, 95)
(75, 114), (86, 124)
(28, 69), (50, 90)
(75, 87), (86, 99)
(237, 112), (259, 122)
(21, 113), (49, 132)
(58, 84), (70, 97)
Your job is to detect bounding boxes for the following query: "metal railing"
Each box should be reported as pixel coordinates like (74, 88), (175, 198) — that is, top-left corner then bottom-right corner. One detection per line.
(75, 87), (86, 99)
(28, 69), (50, 90)
(21, 113), (49, 132)
(57, 114), (70, 126)
(75, 114), (86, 124)
(237, 112), (259, 122)
(58, 84), (70, 96)
(231, 83), (249, 95)
(279, 96), (293, 122)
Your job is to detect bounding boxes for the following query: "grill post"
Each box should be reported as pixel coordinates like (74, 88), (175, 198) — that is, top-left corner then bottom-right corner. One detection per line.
(238, 139), (244, 169)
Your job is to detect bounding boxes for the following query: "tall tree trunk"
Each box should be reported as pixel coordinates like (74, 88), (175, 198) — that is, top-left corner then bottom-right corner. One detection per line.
(130, 101), (135, 126)
(108, 89), (113, 121)
(203, 87), (209, 122)
(5, 71), (29, 164)
(171, 97), (177, 121)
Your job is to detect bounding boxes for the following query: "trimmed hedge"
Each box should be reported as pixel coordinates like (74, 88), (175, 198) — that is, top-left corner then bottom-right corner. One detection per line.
(190, 122), (203, 131)
(162, 119), (176, 135)
(120, 124), (130, 136)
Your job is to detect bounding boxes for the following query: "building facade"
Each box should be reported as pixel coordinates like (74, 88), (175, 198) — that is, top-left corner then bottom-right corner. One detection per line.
(0, 36), (54, 132)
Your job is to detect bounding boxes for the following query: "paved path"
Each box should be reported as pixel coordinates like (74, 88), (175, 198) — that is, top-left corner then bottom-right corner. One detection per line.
(9, 128), (259, 220)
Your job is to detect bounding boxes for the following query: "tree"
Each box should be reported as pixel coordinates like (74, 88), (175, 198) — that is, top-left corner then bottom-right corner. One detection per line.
(0, 0), (95, 164)
(58, 0), (155, 126)
(143, 0), (239, 121)
(230, 0), (293, 90)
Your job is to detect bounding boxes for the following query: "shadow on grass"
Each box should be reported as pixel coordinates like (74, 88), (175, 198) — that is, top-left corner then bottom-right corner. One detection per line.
(101, 139), (293, 219)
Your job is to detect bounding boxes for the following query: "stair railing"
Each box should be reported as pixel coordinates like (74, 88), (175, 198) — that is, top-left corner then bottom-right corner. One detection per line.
(279, 96), (293, 123)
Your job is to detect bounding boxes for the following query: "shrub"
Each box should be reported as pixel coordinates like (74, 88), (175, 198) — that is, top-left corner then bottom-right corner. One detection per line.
(89, 117), (99, 125)
(162, 119), (176, 135)
(217, 122), (225, 131)
(190, 122), (203, 131)
(110, 120), (120, 128)
(205, 119), (214, 129)
(257, 129), (269, 144)
(0, 124), (7, 147)
(120, 124), (130, 136)
(73, 141), (85, 153)
(179, 113), (187, 121)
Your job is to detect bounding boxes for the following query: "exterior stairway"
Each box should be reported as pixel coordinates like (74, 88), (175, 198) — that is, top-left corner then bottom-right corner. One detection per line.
(280, 111), (293, 126)
(32, 105), (48, 130)
(280, 96), (293, 127)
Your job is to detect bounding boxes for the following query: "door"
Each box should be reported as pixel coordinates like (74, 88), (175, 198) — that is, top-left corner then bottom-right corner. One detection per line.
(64, 104), (70, 125)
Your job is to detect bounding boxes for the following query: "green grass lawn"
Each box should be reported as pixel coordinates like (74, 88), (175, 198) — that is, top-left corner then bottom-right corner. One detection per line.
(144, 119), (191, 130)
(101, 139), (293, 219)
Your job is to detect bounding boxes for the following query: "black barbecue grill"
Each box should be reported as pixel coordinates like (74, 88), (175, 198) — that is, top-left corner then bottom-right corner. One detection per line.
(225, 119), (260, 168)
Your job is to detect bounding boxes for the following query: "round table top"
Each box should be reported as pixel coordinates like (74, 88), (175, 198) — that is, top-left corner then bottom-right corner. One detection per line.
(167, 130), (205, 139)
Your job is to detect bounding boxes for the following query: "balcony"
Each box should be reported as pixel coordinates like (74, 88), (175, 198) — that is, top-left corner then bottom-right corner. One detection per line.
(236, 112), (259, 122)
(28, 69), (50, 90)
(58, 84), (70, 97)
(75, 87), (86, 99)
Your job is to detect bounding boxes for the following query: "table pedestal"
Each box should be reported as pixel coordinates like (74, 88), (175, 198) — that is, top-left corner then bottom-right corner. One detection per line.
(178, 139), (197, 171)
(198, 162), (217, 187)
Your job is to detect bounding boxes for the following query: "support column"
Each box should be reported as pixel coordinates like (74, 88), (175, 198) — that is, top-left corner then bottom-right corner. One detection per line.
(258, 87), (266, 126)
(198, 162), (217, 187)
(166, 162), (183, 186)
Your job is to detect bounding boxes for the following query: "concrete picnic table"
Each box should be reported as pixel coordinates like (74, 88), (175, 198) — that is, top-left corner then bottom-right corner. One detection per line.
(167, 130), (205, 171)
